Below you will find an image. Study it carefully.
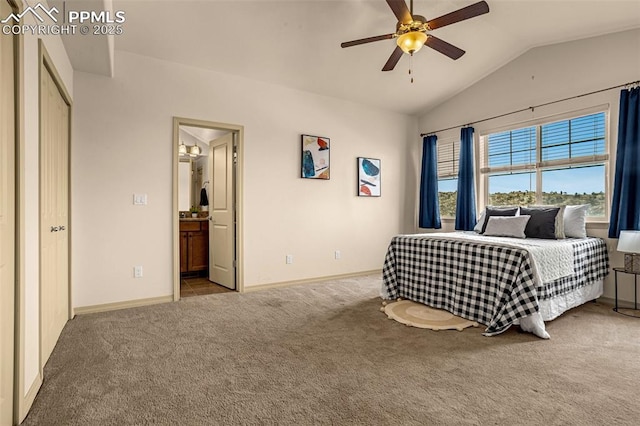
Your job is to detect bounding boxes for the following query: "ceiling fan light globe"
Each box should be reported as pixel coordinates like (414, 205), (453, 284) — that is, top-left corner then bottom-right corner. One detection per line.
(397, 31), (427, 54)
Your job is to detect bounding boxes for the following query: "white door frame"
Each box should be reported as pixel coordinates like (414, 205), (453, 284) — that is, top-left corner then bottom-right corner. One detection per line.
(9, 1), (36, 421)
(1, 0), (17, 423)
(172, 117), (244, 299)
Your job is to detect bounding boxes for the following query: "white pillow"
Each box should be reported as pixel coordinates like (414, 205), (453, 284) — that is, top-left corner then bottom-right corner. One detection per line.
(473, 209), (486, 232)
(564, 205), (589, 238)
(483, 215), (531, 239)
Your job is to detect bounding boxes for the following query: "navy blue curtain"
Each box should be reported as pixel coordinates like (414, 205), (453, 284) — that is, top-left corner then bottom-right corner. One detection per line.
(609, 87), (640, 238)
(419, 135), (441, 229)
(455, 127), (477, 230)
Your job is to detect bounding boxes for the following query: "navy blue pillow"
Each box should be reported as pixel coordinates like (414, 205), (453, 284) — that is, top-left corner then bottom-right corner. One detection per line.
(481, 207), (519, 234)
(520, 207), (560, 239)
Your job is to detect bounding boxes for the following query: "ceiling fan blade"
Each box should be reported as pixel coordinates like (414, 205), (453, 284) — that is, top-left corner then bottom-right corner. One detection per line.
(425, 35), (465, 60)
(341, 34), (395, 48)
(426, 1), (489, 31)
(386, 0), (412, 24)
(382, 46), (404, 71)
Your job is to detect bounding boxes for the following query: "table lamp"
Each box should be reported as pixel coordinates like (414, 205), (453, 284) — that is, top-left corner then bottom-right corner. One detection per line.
(617, 230), (640, 273)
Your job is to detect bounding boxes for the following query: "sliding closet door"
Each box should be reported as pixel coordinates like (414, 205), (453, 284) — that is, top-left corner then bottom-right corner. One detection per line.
(40, 61), (70, 365)
(0, 0), (16, 422)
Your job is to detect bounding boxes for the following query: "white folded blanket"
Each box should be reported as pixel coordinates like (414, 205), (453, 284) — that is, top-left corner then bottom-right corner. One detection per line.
(413, 232), (575, 283)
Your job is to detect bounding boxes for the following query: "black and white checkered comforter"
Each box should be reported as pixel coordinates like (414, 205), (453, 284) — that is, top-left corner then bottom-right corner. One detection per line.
(381, 234), (609, 335)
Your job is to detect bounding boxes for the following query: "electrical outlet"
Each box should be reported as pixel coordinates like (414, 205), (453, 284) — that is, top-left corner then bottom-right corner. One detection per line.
(335, 250), (341, 260)
(134, 265), (143, 278)
(286, 255), (293, 264)
(133, 194), (147, 205)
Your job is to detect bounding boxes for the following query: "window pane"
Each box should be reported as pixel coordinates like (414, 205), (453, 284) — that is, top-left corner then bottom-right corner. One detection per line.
(488, 153), (511, 167)
(541, 165), (606, 216)
(541, 121), (569, 147)
(438, 178), (457, 218)
(487, 172), (536, 206)
(437, 139), (459, 179)
(540, 144), (569, 161)
(487, 127), (536, 167)
(571, 140), (605, 157)
(488, 132), (511, 155)
(541, 112), (606, 161)
(571, 113), (605, 142)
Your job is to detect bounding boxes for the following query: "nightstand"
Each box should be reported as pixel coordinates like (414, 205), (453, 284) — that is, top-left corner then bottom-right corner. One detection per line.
(613, 267), (640, 318)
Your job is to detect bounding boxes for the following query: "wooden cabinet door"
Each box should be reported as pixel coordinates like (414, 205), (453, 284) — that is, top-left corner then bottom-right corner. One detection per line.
(180, 232), (188, 273)
(188, 231), (209, 271)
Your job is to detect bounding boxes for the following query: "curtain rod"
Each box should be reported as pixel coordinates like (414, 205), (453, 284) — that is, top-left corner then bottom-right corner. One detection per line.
(420, 79), (640, 137)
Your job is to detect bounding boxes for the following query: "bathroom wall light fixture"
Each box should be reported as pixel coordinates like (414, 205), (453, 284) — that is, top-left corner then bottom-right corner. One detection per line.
(178, 141), (188, 156)
(179, 141), (201, 158)
(189, 144), (201, 157)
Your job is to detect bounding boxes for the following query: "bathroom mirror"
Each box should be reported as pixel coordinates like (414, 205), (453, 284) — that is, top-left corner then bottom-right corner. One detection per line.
(178, 159), (192, 212)
(178, 125), (229, 213)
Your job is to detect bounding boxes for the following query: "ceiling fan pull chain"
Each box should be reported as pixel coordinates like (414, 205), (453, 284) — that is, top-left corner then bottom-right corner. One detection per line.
(409, 52), (414, 83)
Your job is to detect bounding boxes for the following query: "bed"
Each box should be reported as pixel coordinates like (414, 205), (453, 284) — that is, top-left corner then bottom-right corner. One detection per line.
(381, 232), (609, 338)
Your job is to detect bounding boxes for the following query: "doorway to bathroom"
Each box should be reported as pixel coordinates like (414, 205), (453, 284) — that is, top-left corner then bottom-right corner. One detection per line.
(172, 117), (244, 300)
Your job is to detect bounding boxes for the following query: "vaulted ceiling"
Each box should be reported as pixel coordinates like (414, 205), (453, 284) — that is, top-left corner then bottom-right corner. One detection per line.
(62, 0), (640, 115)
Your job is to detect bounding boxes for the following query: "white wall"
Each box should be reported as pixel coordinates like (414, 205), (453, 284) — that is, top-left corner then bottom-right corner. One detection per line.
(16, 0), (74, 414)
(72, 50), (416, 308)
(417, 28), (640, 303)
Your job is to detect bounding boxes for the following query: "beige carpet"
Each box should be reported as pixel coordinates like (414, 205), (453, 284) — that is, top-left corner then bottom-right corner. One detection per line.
(22, 274), (640, 425)
(383, 299), (479, 331)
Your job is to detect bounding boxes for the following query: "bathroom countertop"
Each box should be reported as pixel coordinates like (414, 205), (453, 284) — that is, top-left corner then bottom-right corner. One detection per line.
(180, 216), (208, 221)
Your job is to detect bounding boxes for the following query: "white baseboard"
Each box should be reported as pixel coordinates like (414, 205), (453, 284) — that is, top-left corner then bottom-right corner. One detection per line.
(598, 296), (639, 310)
(243, 270), (381, 293)
(74, 295), (173, 315)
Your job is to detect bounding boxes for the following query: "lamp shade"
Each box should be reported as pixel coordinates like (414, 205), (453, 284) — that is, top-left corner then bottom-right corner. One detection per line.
(617, 230), (640, 254)
(397, 31), (427, 54)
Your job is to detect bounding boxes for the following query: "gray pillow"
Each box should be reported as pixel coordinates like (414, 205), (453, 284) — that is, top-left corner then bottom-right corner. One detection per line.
(480, 207), (519, 234)
(483, 215), (531, 239)
(520, 207), (560, 239)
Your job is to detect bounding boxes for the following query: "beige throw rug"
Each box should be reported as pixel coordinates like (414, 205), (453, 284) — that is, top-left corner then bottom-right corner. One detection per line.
(383, 299), (479, 331)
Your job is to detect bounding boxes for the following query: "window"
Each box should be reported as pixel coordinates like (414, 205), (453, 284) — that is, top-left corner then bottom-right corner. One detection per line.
(480, 111), (608, 217)
(437, 136), (459, 218)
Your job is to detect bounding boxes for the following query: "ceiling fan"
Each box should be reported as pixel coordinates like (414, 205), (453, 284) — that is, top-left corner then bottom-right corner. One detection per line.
(341, 0), (490, 72)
